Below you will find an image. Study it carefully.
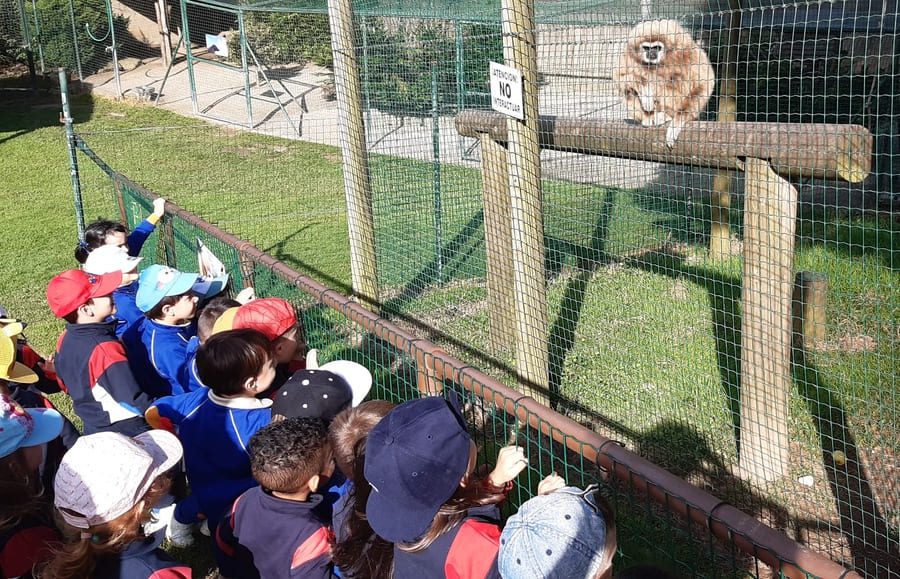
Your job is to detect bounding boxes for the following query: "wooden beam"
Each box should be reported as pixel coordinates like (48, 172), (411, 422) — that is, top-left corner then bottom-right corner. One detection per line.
(738, 158), (798, 483)
(456, 111), (872, 183)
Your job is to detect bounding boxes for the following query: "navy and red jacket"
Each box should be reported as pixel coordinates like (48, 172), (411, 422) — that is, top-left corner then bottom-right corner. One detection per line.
(392, 504), (503, 579)
(93, 532), (191, 579)
(216, 486), (334, 579)
(0, 515), (60, 579)
(54, 321), (154, 434)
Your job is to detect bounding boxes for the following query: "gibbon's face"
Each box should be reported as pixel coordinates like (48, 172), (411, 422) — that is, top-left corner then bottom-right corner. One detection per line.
(639, 41), (665, 65)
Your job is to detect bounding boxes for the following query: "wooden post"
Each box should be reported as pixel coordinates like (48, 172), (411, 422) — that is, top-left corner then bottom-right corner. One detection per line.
(155, 0), (173, 67)
(738, 158), (798, 482)
(709, 1), (741, 258)
(326, 0), (379, 309)
(792, 272), (828, 348)
(501, 0), (550, 403)
(481, 136), (516, 353)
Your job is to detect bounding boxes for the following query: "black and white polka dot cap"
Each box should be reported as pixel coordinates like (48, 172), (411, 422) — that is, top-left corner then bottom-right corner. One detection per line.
(272, 369), (354, 422)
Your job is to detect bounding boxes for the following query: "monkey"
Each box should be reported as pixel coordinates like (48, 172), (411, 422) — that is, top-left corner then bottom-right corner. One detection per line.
(614, 19), (716, 148)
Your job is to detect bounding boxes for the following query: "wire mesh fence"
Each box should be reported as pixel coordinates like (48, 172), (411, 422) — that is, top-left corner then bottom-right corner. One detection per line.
(73, 156), (847, 577)
(16, 0), (897, 576)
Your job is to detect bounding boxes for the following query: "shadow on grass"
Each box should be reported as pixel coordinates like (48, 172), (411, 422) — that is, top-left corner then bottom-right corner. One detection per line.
(0, 82), (94, 145)
(547, 189), (617, 406)
(793, 347), (900, 574)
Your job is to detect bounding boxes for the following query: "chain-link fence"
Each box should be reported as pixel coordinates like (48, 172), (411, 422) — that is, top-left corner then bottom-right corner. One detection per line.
(26, 0), (899, 576)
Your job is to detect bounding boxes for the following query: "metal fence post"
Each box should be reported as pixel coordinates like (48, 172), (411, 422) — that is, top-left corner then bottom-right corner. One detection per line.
(59, 68), (85, 240)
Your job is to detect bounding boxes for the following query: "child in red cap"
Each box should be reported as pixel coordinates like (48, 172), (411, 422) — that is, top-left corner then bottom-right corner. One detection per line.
(214, 297), (311, 394)
(47, 270), (154, 436)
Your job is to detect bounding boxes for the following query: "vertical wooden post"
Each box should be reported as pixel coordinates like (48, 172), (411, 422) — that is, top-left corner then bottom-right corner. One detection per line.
(155, 0), (173, 67)
(326, 0), (379, 309)
(738, 158), (798, 482)
(792, 272), (828, 348)
(709, 1), (741, 258)
(501, 0), (550, 403)
(481, 136), (516, 353)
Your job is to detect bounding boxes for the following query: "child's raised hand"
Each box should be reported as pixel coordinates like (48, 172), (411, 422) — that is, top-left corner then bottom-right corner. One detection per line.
(152, 197), (167, 218)
(488, 445), (528, 487)
(537, 472), (566, 495)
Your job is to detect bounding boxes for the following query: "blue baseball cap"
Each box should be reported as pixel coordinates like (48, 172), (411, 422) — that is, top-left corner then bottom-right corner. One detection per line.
(0, 394), (64, 459)
(499, 485), (614, 579)
(364, 395), (472, 543)
(136, 265), (227, 313)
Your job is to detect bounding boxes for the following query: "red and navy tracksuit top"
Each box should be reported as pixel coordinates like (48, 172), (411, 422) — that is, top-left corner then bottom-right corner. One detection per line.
(392, 504), (503, 579)
(92, 532), (192, 579)
(54, 321), (154, 435)
(216, 486), (334, 579)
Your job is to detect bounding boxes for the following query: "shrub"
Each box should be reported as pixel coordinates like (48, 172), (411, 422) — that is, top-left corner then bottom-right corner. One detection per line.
(231, 12), (333, 69)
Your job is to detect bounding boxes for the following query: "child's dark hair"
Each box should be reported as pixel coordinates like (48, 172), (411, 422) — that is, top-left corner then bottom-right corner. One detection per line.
(0, 448), (52, 532)
(144, 294), (187, 320)
(42, 475), (170, 579)
(328, 400), (395, 479)
(197, 297), (240, 343)
(196, 329), (273, 396)
(249, 417), (332, 493)
(74, 220), (129, 264)
(330, 403), (397, 579)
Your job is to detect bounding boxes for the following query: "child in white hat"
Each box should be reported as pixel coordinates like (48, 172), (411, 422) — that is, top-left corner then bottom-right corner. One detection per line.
(43, 430), (190, 579)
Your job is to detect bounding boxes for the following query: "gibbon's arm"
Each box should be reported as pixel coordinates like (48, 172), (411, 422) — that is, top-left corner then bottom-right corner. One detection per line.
(638, 84), (655, 113)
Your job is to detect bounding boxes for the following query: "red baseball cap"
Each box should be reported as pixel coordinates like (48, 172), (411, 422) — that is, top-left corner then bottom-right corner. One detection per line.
(233, 297), (297, 341)
(47, 270), (123, 318)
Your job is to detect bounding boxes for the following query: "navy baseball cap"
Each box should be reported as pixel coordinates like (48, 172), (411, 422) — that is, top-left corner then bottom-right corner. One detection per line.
(364, 395), (472, 543)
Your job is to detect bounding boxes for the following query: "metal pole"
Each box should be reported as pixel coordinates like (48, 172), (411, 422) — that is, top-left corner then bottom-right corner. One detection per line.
(17, 0), (37, 92)
(29, 0), (45, 73)
(65, 0), (83, 81)
(455, 19), (465, 159)
(431, 64), (443, 284)
(59, 68), (85, 240)
(105, 0), (122, 98)
(181, 0), (199, 114)
(238, 10), (253, 128)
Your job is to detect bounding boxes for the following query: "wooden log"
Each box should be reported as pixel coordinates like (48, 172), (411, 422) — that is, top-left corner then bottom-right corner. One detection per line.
(792, 272), (828, 349)
(481, 136), (516, 353)
(738, 158), (798, 483)
(502, 0), (550, 404)
(327, 0), (379, 309)
(456, 111), (872, 183)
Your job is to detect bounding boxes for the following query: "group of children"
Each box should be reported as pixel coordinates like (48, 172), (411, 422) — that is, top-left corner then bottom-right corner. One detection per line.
(0, 202), (674, 579)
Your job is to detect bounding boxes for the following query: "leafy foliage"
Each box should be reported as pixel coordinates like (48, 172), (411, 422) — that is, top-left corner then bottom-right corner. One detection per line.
(30, 0), (128, 74)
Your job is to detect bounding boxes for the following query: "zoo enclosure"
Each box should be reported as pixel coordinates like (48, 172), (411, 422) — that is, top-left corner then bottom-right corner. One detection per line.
(28, 0), (900, 576)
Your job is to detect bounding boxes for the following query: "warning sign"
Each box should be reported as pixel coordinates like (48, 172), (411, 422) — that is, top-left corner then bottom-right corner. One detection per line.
(489, 62), (524, 120)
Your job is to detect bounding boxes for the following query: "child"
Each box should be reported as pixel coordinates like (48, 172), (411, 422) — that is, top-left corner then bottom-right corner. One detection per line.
(183, 296), (241, 392)
(0, 305), (62, 396)
(44, 430), (189, 579)
(145, 329), (276, 543)
(329, 401), (395, 578)
(363, 395), (529, 578)
(217, 417), (336, 579)
(47, 269), (154, 436)
(0, 393), (65, 579)
(0, 323), (79, 449)
(271, 361), (372, 423)
(73, 197), (166, 264)
(83, 244), (143, 336)
(498, 481), (617, 579)
(132, 264), (227, 397)
(212, 297), (308, 392)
